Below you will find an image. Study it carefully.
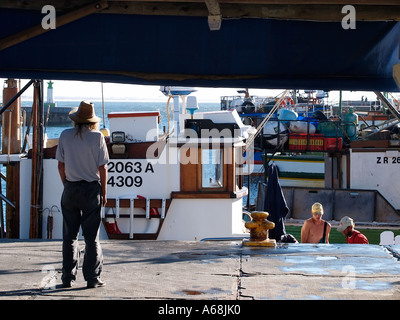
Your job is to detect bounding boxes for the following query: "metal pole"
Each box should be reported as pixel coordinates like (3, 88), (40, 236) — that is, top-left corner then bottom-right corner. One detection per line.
(0, 205), (3, 238)
(101, 83), (106, 128)
(38, 80), (44, 238)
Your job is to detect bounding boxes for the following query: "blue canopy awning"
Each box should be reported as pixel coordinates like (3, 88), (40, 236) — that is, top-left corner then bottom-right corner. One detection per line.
(0, 8), (399, 91)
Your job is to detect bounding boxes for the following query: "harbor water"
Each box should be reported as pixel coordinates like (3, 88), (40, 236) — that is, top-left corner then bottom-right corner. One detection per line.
(42, 100), (221, 139)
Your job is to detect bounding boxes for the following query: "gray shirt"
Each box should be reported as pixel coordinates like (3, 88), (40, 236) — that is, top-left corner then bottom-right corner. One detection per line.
(56, 126), (109, 182)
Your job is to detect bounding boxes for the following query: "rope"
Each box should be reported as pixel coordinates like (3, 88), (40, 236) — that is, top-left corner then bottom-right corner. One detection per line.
(159, 94), (174, 141)
(101, 82), (106, 128)
(245, 89), (289, 151)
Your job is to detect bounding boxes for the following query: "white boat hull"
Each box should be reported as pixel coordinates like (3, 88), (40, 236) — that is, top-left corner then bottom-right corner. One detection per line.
(350, 149), (400, 210)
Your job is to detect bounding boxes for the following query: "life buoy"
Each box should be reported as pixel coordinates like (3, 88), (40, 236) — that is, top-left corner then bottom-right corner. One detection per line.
(105, 219), (122, 234)
(277, 97), (294, 107)
(285, 97), (294, 106)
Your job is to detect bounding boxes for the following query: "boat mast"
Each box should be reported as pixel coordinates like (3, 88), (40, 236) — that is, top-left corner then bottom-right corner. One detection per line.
(29, 80), (44, 238)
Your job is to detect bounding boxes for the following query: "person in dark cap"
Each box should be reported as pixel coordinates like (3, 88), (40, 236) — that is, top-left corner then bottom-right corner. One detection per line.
(56, 101), (109, 288)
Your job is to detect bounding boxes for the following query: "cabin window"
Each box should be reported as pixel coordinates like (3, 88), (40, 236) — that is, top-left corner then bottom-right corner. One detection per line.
(178, 145), (246, 198)
(201, 149), (224, 189)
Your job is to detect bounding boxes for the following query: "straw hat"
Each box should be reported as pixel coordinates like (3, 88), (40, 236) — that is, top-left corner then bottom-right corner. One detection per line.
(69, 101), (101, 123)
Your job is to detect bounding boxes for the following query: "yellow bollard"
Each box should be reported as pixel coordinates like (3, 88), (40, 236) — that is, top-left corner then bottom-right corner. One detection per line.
(243, 211), (276, 247)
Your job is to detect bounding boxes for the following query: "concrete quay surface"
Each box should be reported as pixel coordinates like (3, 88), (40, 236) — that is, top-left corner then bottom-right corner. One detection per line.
(0, 239), (399, 300)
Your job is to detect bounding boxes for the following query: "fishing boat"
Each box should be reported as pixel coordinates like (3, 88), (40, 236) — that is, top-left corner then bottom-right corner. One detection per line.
(221, 89), (333, 117)
(262, 153), (325, 188)
(256, 91), (400, 226)
(2, 84), (252, 241)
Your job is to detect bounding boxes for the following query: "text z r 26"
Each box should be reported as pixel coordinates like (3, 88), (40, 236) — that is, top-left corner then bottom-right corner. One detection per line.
(376, 156), (400, 164)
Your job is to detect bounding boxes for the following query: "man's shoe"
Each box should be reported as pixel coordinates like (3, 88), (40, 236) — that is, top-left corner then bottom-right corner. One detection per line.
(87, 278), (106, 288)
(62, 280), (74, 288)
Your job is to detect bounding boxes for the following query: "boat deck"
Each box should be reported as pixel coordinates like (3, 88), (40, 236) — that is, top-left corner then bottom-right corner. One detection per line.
(0, 240), (399, 301)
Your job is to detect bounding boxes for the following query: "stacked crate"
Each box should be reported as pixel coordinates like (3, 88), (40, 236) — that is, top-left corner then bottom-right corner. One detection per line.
(289, 133), (341, 151)
(288, 133), (324, 151)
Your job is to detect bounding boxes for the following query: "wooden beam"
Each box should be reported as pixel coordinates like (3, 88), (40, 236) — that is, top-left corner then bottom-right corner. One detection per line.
(205, 0), (221, 15)
(0, 1), (398, 21)
(1, 0), (400, 11)
(0, 1), (108, 52)
(104, 3), (400, 21)
(107, 0), (400, 4)
(258, 4), (400, 21)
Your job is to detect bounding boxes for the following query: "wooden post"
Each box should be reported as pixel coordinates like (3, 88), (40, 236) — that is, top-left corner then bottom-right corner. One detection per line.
(29, 80), (44, 238)
(2, 79), (21, 153)
(29, 83), (38, 238)
(2, 79), (21, 238)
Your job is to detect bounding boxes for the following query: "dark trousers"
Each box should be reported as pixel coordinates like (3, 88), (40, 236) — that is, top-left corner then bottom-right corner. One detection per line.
(61, 180), (103, 283)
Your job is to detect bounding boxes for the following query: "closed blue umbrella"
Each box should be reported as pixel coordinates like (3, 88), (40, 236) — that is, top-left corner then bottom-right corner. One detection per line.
(263, 163), (289, 241)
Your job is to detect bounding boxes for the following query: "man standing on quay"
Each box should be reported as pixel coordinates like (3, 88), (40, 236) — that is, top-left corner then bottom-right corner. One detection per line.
(56, 101), (109, 288)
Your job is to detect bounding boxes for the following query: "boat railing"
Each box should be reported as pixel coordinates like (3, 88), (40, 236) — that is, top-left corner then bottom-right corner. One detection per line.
(220, 95), (276, 111)
(292, 103), (334, 119)
(0, 171), (14, 238)
(259, 117), (352, 153)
